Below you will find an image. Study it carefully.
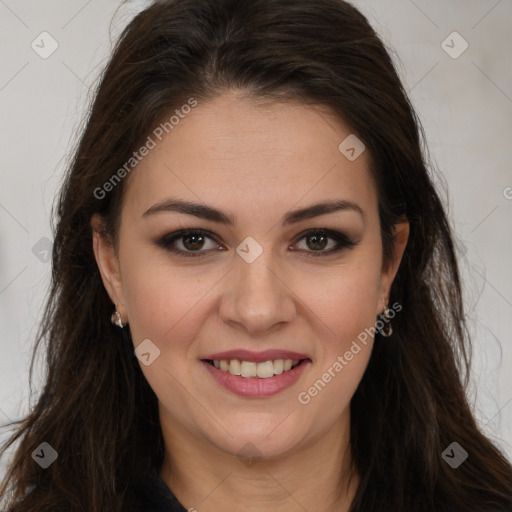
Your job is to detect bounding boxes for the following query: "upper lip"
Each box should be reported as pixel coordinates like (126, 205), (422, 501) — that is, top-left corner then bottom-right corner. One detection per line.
(201, 349), (311, 363)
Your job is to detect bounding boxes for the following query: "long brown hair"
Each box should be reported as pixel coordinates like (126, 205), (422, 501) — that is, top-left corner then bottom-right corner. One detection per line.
(1, 1), (511, 510)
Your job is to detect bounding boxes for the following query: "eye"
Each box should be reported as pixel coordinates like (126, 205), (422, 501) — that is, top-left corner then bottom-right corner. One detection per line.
(156, 228), (358, 259)
(292, 229), (358, 256)
(156, 229), (221, 258)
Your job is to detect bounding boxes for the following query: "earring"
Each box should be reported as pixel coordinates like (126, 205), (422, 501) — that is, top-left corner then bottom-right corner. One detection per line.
(111, 309), (125, 329)
(379, 306), (393, 337)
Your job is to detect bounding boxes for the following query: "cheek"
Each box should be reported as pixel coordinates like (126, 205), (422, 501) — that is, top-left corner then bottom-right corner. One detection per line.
(118, 237), (382, 447)
(121, 261), (214, 414)
(294, 256), (382, 345)
(122, 260), (213, 346)
(122, 240), (382, 361)
(292, 255), (380, 410)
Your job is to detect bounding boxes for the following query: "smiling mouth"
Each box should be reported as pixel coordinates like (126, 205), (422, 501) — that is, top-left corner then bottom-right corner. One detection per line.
(202, 358), (311, 379)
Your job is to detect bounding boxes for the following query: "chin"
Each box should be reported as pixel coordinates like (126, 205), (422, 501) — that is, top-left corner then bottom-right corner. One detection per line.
(209, 424), (306, 461)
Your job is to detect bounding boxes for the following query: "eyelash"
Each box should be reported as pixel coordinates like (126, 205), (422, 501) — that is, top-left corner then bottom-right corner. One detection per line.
(156, 229), (358, 259)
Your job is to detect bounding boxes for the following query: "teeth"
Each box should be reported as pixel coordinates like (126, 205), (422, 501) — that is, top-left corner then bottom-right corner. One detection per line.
(241, 361), (257, 378)
(229, 359), (241, 375)
(273, 359), (284, 374)
(256, 361), (274, 378)
(210, 359), (302, 379)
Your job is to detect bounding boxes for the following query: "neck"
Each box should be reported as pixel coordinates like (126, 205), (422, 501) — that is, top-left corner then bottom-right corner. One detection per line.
(159, 406), (359, 512)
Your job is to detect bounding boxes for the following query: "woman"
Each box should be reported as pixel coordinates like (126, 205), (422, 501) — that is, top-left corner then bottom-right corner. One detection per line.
(1, 0), (511, 511)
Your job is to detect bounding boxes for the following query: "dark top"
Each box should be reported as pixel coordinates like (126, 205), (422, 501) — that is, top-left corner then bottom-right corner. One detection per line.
(133, 467), (188, 512)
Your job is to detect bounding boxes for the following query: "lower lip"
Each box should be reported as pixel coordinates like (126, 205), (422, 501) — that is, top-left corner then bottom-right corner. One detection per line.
(201, 360), (311, 398)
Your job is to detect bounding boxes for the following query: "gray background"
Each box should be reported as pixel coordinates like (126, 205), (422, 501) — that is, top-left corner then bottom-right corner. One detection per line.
(1, 0), (511, 477)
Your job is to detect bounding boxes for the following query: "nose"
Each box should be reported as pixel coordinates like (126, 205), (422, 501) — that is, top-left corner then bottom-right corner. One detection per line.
(219, 250), (297, 336)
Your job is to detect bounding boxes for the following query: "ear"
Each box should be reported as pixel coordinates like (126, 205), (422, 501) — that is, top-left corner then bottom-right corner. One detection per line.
(90, 213), (127, 321)
(377, 219), (409, 314)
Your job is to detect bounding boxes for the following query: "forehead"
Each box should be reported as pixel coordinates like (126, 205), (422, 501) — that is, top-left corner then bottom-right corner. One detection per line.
(122, 92), (377, 220)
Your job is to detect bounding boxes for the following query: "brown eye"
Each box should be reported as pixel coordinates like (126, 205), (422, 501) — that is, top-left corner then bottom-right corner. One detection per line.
(157, 228), (357, 259)
(182, 233), (206, 251)
(305, 233), (329, 251)
(156, 230), (220, 258)
(293, 229), (358, 257)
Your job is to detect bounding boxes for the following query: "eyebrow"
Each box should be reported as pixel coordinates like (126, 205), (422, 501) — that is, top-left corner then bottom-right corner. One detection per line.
(142, 197), (365, 225)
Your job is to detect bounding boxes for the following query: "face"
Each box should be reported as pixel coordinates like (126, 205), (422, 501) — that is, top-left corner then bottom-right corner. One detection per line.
(92, 91), (408, 461)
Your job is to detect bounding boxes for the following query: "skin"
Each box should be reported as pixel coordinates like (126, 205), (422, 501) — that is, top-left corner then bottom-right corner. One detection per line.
(91, 90), (409, 512)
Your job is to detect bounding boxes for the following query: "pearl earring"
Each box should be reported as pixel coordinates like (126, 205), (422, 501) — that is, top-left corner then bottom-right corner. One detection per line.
(111, 309), (125, 329)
